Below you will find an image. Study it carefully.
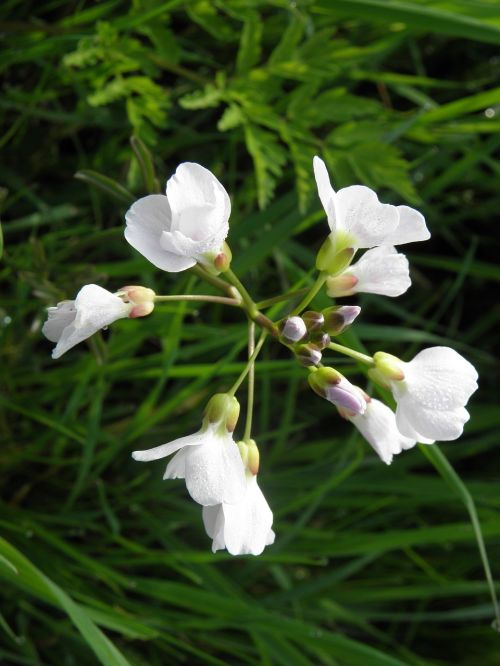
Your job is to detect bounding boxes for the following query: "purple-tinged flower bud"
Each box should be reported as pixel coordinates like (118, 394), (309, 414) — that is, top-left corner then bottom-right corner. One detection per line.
(279, 316), (307, 343)
(302, 310), (324, 332)
(323, 305), (361, 335)
(309, 330), (331, 350)
(308, 367), (366, 415)
(296, 343), (322, 367)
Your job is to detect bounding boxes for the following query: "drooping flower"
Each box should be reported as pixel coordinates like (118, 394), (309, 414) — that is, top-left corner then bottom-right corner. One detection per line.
(125, 162), (231, 273)
(374, 347), (479, 441)
(341, 397), (419, 464)
(327, 246), (411, 298)
(202, 439), (275, 556)
(131, 394), (246, 506)
(313, 156), (429, 251)
(42, 284), (155, 359)
(309, 367), (367, 415)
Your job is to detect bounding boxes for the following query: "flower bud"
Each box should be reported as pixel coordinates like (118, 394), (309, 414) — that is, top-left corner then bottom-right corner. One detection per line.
(308, 367), (366, 415)
(309, 330), (331, 350)
(296, 343), (322, 367)
(326, 273), (358, 297)
(322, 305), (361, 335)
(316, 234), (355, 274)
(302, 310), (324, 332)
(214, 241), (232, 273)
(279, 316), (307, 343)
(119, 285), (156, 304)
(204, 393), (241, 432)
(373, 351), (405, 381)
(129, 302), (155, 318)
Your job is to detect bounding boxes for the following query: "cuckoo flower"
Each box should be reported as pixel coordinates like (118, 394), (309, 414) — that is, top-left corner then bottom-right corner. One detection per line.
(125, 162), (231, 273)
(374, 347), (479, 441)
(42, 284), (154, 359)
(132, 394), (246, 506)
(340, 397), (419, 465)
(327, 246), (411, 298)
(313, 156), (429, 251)
(202, 440), (275, 556)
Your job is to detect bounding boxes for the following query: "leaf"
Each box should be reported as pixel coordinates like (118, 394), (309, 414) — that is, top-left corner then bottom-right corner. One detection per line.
(236, 14), (262, 74)
(244, 124), (287, 209)
(217, 104), (244, 131)
(179, 84), (222, 110)
(74, 170), (135, 204)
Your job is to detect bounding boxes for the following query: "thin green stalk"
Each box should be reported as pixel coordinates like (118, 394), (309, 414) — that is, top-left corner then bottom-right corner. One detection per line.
(189, 264), (236, 297)
(420, 445), (500, 631)
(256, 288), (309, 309)
(243, 322), (255, 441)
(225, 268), (279, 337)
(328, 341), (374, 366)
(291, 273), (328, 315)
(228, 331), (267, 397)
(154, 294), (240, 307)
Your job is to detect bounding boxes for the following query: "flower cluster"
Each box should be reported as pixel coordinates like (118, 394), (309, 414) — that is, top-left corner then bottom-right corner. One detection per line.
(42, 156), (478, 554)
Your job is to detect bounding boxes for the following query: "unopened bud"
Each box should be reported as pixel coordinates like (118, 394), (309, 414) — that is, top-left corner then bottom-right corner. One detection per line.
(279, 316), (307, 343)
(296, 343), (322, 367)
(309, 330), (331, 350)
(323, 305), (361, 335)
(214, 241), (232, 273)
(302, 310), (324, 332)
(119, 285), (156, 304)
(373, 351), (405, 381)
(326, 273), (358, 297)
(308, 367), (366, 415)
(129, 302), (154, 318)
(204, 393), (240, 432)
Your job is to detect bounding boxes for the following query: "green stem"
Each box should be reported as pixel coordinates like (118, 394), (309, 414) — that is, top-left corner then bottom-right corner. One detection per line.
(189, 265), (235, 297)
(154, 294), (240, 307)
(420, 445), (500, 631)
(256, 288), (309, 309)
(291, 273), (328, 315)
(225, 268), (279, 337)
(228, 331), (267, 397)
(243, 322), (255, 441)
(328, 341), (374, 366)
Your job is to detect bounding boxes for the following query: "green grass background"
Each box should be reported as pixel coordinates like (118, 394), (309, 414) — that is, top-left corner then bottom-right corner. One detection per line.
(1, 1), (500, 664)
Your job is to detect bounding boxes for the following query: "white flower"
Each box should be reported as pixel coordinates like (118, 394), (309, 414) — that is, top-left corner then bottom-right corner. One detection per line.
(202, 474), (275, 556)
(132, 394), (246, 506)
(313, 156), (429, 250)
(42, 284), (133, 359)
(327, 246), (411, 298)
(380, 347), (479, 441)
(125, 162), (231, 272)
(347, 398), (419, 464)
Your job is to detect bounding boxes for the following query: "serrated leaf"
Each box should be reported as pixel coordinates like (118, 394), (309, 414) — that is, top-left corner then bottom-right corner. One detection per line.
(268, 15), (304, 64)
(217, 104), (244, 131)
(244, 124), (287, 209)
(236, 14), (262, 74)
(179, 84), (222, 110)
(186, 1), (235, 42)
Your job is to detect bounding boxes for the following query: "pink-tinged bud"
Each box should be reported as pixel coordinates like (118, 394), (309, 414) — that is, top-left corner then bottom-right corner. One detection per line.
(214, 252), (230, 272)
(373, 351), (405, 381)
(326, 273), (358, 298)
(302, 310), (324, 332)
(309, 330), (331, 350)
(119, 285), (156, 304)
(246, 439), (260, 475)
(308, 367), (366, 415)
(323, 305), (361, 335)
(296, 343), (322, 367)
(280, 316), (307, 343)
(129, 302), (154, 318)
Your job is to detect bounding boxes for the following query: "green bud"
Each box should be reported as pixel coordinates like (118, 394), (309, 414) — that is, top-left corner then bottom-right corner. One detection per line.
(367, 367), (391, 389)
(246, 439), (260, 475)
(373, 351), (405, 381)
(237, 440), (249, 467)
(204, 393), (241, 432)
(316, 232), (355, 274)
(308, 366), (342, 397)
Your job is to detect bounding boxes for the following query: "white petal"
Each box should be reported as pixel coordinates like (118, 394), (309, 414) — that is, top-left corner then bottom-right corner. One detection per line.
(350, 399), (416, 464)
(42, 301), (76, 342)
(348, 246), (411, 297)
(166, 162), (230, 248)
(384, 205), (430, 246)
(396, 401), (470, 441)
(132, 430), (206, 462)
(222, 476), (274, 556)
(125, 194), (195, 272)
(401, 346), (478, 412)
(184, 431), (246, 506)
(394, 410), (435, 444)
(335, 185), (399, 248)
(163, 448), (188, 479)
(202, 505), (221, 539)
(313, 156), (337, 231)
(51, 285), (130, 359)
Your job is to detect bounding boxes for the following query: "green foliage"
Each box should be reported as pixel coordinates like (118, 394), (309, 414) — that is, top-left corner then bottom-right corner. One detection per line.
(1, 1), (500, 665)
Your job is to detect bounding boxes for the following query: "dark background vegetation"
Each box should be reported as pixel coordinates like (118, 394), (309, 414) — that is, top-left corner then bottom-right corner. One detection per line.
(1, 1), (500, 665)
